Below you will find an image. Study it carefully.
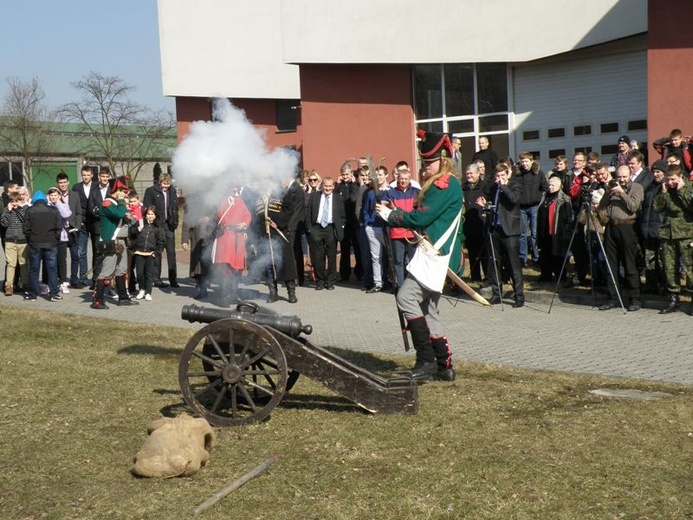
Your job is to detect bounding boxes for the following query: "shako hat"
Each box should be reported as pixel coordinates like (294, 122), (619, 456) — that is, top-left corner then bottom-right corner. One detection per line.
(417, 129), (453, 162)
(109, 175), (130, 192)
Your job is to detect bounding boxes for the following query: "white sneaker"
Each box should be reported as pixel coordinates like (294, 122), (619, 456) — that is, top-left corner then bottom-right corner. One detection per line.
(144, 293), (152, 301)
(60, 282), (70, 294)
(136, 290), (145, 300)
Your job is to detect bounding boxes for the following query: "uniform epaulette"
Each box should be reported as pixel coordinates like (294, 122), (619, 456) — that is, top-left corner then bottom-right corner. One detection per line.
(434, 173), (452, 190)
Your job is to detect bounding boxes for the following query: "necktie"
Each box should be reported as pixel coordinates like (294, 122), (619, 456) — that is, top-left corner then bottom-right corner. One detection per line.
(321, 195), (330, 228)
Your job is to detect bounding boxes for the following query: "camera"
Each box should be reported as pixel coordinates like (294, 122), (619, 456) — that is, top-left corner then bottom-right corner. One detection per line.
(608, 179), (619, 189)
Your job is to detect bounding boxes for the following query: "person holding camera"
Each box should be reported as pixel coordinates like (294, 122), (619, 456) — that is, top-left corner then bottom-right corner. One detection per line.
(597, 164), (645, 311)
(479, 163), (525, 307)
(1, 192), (29, 296)
(652, 164), (693, 313)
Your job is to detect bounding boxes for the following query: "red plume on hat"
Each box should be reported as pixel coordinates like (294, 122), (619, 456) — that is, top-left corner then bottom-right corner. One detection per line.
(109, 175), (130, 192)
(417, 130), (453, 162)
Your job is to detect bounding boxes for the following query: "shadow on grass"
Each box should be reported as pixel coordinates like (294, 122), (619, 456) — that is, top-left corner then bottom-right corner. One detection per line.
(156, 389), (364, 420)
(321, 346), (401, 374)
(118, 344), (181, 359)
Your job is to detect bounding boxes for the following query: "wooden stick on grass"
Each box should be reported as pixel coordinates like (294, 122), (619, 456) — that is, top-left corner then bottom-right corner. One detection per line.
(193, 454), (280, 516)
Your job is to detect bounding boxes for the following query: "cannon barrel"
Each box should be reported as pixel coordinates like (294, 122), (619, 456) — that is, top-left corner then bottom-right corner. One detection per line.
(181, 303), (313, 337)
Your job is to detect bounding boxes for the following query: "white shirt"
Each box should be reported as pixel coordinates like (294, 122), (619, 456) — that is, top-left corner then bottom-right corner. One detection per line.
(316, 193), (332, 225)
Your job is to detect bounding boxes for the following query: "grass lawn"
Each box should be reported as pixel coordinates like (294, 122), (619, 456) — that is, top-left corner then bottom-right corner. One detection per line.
(0, 306), (691, 519)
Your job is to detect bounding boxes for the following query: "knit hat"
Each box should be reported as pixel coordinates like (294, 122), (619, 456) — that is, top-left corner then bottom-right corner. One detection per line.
(31, 190), (47, 204)
(651, 159), (668, 173)
(617, 135), (630, 144)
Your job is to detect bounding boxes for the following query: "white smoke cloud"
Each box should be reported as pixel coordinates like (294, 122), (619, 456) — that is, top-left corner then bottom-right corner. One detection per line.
(171, 98), (299, 294)
(172, 98), (299, 217)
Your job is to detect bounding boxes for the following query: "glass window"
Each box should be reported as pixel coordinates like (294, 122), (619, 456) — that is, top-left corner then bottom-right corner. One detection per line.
(548, 149), (566, 159)
(573, 125), (592, 136)
(486, 134), (510, 162)
(628, 120), (647, 131)
(523, 130), (540, 141)
(600, 122), (619, 134)
(548, 128), (566, 139)
(528, 151), (541, 161)
(414, 65), (442, 120)
(276, 99), (299, 132)
(448, 119), (474, 134)
(601, 144), (618, 155)
(444, 64), (474, 117)
(477, 63), (508, 114)
(480, 115), (508, 133)
(575, 146), (593, 154)
(418, 120), (444, 133)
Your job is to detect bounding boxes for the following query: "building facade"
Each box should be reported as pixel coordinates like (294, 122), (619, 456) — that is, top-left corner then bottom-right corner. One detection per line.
(158, 0), (693, 176)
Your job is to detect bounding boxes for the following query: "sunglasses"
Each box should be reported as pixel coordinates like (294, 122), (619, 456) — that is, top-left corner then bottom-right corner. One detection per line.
(309, 178), (319, 182)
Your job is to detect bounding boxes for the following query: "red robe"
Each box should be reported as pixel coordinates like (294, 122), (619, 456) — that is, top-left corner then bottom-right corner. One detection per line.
(212, 196), (251, 270)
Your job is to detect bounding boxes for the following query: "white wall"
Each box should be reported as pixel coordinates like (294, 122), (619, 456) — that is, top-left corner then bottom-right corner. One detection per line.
(281, 0), (647, 64)
(157, 0), (300, 99)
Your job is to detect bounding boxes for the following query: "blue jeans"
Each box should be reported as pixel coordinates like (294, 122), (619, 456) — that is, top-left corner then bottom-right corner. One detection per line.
(519, 205), (539, 264)
(391, 238), (417, 288)
(29, 246), (58, 298)
(76, 228), (91, 285)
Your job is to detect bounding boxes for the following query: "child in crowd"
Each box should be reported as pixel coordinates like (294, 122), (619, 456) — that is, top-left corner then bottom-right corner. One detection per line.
(126, 189), (144, 293)
(1, 192), (29, 296)
(129, 205), (165, 301)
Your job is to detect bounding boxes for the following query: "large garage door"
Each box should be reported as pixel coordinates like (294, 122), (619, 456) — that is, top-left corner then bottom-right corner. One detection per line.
(513, 49), (647, 170)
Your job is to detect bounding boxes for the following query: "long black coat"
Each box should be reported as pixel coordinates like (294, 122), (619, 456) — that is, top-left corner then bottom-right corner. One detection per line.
(143, 184), (179, 231)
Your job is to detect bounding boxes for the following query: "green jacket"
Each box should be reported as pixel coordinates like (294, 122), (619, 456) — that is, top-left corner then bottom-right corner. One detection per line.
(99, 197), (128, 242)
(387, 173), (465, 274)
(652, 179), (693, 240)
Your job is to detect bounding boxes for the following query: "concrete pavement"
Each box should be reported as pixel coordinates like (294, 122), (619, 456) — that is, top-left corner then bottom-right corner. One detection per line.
(1, 255), (691, 385)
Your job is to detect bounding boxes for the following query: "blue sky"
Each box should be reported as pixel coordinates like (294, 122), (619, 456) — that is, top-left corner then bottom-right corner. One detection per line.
(0, 0), (174, 113)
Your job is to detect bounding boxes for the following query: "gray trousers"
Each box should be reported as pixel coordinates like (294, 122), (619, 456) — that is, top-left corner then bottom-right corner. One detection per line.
(396, 275), (445, 337)
(97, 251), (127, 280)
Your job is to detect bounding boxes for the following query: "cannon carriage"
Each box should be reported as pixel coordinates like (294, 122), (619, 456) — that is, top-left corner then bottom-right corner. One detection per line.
(179, 302), (419, 426)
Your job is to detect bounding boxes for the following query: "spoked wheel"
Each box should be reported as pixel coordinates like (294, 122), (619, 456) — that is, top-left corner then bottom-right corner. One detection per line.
(179, 319), (288, 426)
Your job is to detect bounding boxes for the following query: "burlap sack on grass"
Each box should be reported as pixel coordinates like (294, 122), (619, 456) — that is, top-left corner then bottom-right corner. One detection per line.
(131, 414), (215, 478)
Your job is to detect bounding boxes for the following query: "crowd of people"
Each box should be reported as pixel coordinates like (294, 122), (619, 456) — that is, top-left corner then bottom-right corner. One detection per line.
(2, 128), (693, 322)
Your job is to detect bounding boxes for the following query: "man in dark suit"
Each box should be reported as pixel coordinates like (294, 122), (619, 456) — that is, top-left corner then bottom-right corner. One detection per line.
(481, 164), (525, 307)
(72, 165), (95, 287)
(306, 177), (346, 290)
(87, 167), (113, 282)
(143, 172), (179, 287)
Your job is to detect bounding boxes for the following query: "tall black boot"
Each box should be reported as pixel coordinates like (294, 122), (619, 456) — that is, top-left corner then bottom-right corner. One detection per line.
(116, 275), (138, 306)
(407, 317), (436, 382)
(268, 281), (278, 303)
(286, 280), (298, 304)
(168, 268), (179, 288)
(659, 293), (680, 314)
(431, 336), (455, 381)
(90, 279), (109, 310)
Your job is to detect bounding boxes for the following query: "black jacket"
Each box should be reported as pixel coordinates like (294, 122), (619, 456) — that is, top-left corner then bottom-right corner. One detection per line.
(72, 181), (94, 228)
(143, 184), (179, 231)
(517, 162), (548, 207)
(23, 200), (62, 248)
(486, 179), (522, 236)
(306, 190), (346, 242)
(87, 183), (111, 235)
(130, 221), (166, 253)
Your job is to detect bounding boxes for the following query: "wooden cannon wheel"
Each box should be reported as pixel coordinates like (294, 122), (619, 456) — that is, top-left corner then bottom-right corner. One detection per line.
(179, 318), (295, 426)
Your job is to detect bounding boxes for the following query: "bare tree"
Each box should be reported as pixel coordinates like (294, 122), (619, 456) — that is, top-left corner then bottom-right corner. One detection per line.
(0, 77), (55, 189)
(59, 72), (174, 181)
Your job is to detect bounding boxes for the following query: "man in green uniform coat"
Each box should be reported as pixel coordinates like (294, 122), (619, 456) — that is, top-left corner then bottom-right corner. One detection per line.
(376, 131), (464, 382)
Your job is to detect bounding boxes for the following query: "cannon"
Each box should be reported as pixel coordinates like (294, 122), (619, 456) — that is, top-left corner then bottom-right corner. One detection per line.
(179, 302), (418, 426)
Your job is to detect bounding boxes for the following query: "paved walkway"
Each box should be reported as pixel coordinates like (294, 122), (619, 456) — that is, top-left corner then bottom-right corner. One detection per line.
(1, 256), (691, 385)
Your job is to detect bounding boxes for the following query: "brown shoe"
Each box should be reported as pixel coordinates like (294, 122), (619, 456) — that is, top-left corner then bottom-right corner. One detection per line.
(5, 283), (12, 296)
